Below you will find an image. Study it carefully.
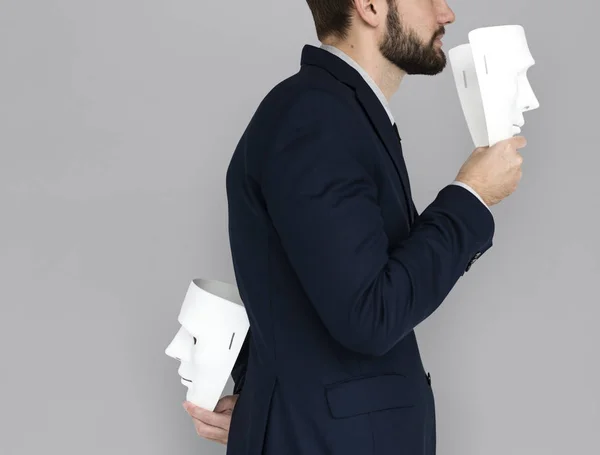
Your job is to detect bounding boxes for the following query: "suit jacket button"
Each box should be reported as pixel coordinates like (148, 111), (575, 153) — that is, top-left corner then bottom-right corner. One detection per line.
(466, 251), (482, 271)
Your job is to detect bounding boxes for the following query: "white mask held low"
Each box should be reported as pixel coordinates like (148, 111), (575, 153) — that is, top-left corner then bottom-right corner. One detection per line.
(449, 25), (540, 147)
(165, 278), (249, 411)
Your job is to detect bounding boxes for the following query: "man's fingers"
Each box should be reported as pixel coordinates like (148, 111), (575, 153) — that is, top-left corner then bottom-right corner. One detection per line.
(515, 152), (523, 165)
(192, 419), (227, 444)
(184, 402), (231, 431)
(214, 394), (238, 413)
(511, 135), (527, 149)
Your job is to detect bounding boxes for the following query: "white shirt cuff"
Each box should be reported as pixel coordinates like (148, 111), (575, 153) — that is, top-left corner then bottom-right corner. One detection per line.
(451, 181), (491, 212)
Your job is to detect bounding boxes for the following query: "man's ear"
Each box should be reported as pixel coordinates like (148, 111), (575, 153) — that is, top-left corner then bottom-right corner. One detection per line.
(352, 0), (387, 29)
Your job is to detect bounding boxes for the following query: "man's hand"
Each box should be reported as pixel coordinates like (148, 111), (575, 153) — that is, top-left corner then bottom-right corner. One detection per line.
(455, 135), (528, 207)
(183, 394), (238, 445)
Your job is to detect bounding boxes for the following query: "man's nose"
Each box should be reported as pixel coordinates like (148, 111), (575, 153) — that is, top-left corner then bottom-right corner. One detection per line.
(437, 0), (456, 25)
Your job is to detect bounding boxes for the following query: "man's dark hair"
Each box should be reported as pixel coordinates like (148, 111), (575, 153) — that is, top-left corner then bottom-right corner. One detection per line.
(305, 0), (355, 41)
(306, 0), (395, 41)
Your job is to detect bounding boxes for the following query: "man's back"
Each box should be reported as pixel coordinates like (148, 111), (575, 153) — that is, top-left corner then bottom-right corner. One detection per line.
(224, 45), (493, 455)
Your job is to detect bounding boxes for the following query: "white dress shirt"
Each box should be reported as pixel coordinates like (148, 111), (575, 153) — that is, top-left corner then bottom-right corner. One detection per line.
(320, 44), (490, 212)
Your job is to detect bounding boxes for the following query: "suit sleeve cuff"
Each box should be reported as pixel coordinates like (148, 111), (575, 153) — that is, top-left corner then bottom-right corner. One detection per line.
(450, 181), (491, 213)
(437, 183), (495, 248)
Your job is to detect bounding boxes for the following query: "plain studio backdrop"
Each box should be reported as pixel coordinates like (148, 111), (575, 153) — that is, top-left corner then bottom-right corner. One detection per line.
(1, 0), (597, 454)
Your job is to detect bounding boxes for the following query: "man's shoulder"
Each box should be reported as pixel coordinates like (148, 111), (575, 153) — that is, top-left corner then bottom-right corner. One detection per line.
(254, 66), (358, 127)
(234, 65), (369, 180)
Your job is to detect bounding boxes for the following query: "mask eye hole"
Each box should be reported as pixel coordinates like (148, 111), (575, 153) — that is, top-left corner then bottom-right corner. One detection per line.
(193, 337), (197, 345)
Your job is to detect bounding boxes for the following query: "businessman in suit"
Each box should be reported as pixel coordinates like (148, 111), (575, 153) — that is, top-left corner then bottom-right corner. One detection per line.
(183, 0), (526, 453)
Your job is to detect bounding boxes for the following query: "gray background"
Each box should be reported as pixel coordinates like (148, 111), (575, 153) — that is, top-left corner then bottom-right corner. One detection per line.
(1, 0), (597, 454)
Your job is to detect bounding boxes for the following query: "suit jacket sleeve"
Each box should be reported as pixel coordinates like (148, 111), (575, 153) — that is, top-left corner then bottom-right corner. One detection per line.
(259, 91), (495, 357)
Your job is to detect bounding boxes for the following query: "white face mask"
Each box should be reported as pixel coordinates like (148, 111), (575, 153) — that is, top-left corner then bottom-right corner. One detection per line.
(165, 278), (249, 410)
(449, 25), (540, 147)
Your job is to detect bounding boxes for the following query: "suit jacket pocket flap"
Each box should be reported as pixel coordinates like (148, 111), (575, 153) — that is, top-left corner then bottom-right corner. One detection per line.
(325, 374), (414, 419)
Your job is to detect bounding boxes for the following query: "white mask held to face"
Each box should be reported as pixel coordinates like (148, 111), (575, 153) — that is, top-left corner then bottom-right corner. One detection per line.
(449, 25), (540, 147)
(165, 278), (249, 411)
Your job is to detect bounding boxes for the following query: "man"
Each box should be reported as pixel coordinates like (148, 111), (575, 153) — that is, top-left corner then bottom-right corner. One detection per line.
(183, 0), (526, 453)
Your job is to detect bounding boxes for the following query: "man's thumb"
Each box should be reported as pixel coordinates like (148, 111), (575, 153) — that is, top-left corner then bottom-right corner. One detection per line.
(511, 135), (527, 149)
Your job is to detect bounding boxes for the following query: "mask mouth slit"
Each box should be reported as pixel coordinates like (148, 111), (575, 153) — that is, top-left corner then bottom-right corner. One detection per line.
(181, 377), (192, 383)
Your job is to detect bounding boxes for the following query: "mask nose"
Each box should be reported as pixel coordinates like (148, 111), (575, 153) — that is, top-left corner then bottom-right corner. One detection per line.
(518, 75), (539, 112)
(513, 111), (525, 128)
(165, 326), (193, 362)
(524, 93), (539, 111)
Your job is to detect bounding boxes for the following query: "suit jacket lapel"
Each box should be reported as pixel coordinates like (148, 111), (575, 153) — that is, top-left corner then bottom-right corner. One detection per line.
(354, 86), (416, 224)
(301, 45), (416, 224)
(392, 123), (419, 222)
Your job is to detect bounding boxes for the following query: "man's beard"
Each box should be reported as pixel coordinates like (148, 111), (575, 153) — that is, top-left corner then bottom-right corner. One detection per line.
(379, 3), (446, 75)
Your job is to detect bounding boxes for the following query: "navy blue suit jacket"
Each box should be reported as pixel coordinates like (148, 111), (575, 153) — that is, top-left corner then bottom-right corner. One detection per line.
(225, 45), (494, 455)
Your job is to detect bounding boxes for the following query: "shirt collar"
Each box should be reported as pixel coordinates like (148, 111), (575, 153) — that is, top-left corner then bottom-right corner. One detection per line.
(320, 44), (395, 125)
